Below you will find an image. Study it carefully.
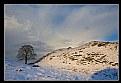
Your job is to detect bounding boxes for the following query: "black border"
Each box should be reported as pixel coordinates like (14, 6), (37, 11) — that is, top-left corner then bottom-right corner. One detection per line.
(1, 2), (4, 82)
(2, 0), (119, 82)
(2, 0), (120, 4)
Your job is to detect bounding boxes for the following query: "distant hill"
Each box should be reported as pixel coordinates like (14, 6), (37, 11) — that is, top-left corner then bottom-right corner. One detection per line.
(35, 41), (118, 75)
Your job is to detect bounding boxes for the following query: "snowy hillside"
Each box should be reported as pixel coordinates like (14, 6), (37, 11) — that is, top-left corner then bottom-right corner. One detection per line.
(4, 57), (118, 81)
(35, 41), (119, 80)
(5, 57), (88, 81)
(5, 41), (119, 81)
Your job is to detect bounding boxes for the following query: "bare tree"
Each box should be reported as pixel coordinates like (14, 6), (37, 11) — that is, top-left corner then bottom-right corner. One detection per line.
(17, 45), (37, 64)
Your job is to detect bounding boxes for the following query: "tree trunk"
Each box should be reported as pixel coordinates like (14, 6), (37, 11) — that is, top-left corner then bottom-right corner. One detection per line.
(25, 53), (27, 64)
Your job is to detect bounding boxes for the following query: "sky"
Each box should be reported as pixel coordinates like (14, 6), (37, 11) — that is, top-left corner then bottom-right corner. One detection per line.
(4, 4), (119, 57)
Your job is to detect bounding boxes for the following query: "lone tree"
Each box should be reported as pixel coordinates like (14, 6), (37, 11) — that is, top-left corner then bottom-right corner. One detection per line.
(17, 45), (37, 64)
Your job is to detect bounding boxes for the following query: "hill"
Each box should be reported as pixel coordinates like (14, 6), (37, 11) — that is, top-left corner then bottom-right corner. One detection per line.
(35, 41), (118, 75)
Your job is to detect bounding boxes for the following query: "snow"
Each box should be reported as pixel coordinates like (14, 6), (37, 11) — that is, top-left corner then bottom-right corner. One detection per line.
(35, 41), (118, 76)
(4, 57), (118, 81)
(4, 41), (119, 81)
(4, 57), (86, 81)
(89, 68), (118, 80)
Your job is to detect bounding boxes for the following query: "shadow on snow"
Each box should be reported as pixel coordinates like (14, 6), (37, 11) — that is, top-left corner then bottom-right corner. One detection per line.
(89, 68), (118, 80)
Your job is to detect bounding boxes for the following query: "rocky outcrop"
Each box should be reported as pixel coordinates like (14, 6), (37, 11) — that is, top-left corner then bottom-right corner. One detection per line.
(35, 41), (118, 74)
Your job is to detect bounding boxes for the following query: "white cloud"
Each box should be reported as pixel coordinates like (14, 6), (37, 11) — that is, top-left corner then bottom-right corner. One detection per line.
(4, 4), (119, 56)
(54, 5), (118, 47)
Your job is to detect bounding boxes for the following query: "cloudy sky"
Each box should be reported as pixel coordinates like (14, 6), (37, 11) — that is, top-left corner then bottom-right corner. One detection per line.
(4, 4), (119, 57)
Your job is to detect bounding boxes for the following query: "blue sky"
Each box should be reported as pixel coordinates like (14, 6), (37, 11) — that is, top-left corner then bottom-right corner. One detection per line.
(102, 31), (118, 41)
(4, 4), (119, 56)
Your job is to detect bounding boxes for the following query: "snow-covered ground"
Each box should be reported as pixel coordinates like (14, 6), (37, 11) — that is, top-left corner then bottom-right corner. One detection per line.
(4, 57), (87, 81)
(4, 41), (119, 81)
(4, 57), (118, 81)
